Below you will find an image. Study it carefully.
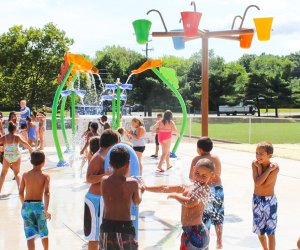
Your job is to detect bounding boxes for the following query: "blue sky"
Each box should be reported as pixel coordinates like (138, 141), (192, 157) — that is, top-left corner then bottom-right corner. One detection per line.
(0, 0), (299, 62)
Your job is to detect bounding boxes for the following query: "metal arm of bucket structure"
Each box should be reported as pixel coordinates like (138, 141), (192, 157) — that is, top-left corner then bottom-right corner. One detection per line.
(146, 9), (168, 32)
(239, 5), (260, 29)
(231, 15), (242, 30)
(190, 1), (196, 12)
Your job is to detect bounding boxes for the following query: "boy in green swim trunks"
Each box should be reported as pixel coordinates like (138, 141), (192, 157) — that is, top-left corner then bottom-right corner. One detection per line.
(19, 150), (51, 250)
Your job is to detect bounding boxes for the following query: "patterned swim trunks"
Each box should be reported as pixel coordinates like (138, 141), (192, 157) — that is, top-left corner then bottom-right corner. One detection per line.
(252, 194), (277, 235)
(180, 224), (209, 250)
(203, 184), (224, 230)
(21, 201), (48, 240)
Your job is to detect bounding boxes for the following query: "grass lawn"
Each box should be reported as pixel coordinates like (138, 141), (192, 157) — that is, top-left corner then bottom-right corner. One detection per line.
(177, 119), (300, 144)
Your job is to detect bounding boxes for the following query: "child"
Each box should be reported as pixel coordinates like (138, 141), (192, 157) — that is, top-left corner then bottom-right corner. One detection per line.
(89, 136), (100, 161)
(99, 146), (143, 250)
(37, 110), (46, 150)
(150, 113), (162, 158)
(98, 115), (110, 132)
(19, 150), (51, 250)
(145, 158), (215, 249)
(84, 129), (119, 250)
(252, 141), (279, 250)
(117, 127), (131, 145)
(26, 116), (37, 147)
(189, 136), (224, 249)
(0, 122), (33, 194)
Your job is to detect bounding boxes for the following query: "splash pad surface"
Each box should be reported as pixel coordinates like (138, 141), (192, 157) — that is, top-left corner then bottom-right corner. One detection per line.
(0, 136), (299, 249)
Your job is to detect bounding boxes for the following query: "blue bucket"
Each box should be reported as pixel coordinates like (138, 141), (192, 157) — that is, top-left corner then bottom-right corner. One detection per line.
(171, 29), (185, 50)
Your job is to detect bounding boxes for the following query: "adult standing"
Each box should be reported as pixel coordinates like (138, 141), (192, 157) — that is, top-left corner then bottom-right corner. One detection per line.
(19, 100), (31, 128)
(152, 110), (178, 172)
(128, 117), (146, 176)
(19, 100), (31, 142)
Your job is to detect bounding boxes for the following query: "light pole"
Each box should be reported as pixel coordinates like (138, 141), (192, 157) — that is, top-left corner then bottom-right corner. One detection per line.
(133, 3), (273, 136)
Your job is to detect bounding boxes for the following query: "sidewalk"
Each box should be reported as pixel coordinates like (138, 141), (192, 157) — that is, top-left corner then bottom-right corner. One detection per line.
(0, 142), (299, 249)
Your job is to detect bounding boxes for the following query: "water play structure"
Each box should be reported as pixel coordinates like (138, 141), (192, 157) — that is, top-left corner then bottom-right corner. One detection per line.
(133, 2), (273, 136)
(100, 78), (132, 130)
(104, 143), (140, 238)
(52, 53), (99, 166)
(131, 59), (187, 157)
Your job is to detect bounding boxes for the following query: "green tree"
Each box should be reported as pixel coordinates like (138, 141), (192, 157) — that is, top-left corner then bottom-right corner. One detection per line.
(0, 23), (73, 108)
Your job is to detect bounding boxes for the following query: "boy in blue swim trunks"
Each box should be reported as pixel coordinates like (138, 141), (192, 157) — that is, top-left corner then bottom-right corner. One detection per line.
(84, 129), (119, 250)
(252, 141), (279, 250)
(189, 137), (224, 249)
(19, 150), (51, 250)
(145, 158), (214, 250)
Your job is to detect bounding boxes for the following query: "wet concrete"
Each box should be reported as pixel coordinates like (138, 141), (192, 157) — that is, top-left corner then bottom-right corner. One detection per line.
(0, 141), (300, 249)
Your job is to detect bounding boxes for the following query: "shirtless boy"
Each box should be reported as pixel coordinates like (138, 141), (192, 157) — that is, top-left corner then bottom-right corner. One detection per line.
(99, 146), (143, 250)
(146, 158), (215, 249)
(189, 137), (224, 249)
(252, 141), (279, 250)
(19, 150), (51, 250)
(84, 129), (119, 250)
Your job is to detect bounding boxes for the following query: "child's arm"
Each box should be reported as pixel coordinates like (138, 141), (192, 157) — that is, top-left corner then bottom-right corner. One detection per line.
(86, 158), (107, 184)
(17, 135), (33, 153)
(131, 127), (145, 140)
(19, 174), (26, 204)
(146, 184), (184, 193)
(252, 161), (279, 186)
(168, 185), (209, 208)
(80, 133), (91, 155)
(189, 156), (200, 180)
(132, 179), (143, 205)
(43, 174), (51, 219)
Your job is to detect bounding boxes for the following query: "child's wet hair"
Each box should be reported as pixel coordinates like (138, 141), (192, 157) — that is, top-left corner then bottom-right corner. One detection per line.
(257, 141), (273, 154)
(157, 113), (163, 118)
(197, 137), (213, 152)
(31, 150), (45, 166)
(195, 158), (215, 172)
(89, 136), (100, 155)
(90, 122), (98, 131)
(109, 146), (130, 169)
(117, 127), (125, 135)
(100, 129), (119, 148)
(101, 115), (108, 122)
(8, 122), (17, 133)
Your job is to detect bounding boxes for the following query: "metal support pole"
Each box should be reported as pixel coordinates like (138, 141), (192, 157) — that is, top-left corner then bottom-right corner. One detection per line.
(201, 37), (209, 136)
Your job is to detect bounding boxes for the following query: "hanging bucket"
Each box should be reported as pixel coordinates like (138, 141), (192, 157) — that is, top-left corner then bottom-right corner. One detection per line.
(132, 19), (152, 45)
(171, 29), (185, 50)
(180, 11), (202, 37)
(240, 33), (254, 49)
(253, 17), (273, 41)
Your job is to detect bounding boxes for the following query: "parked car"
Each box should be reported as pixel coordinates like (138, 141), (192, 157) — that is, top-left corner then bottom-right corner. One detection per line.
(131, 104), (144, 112)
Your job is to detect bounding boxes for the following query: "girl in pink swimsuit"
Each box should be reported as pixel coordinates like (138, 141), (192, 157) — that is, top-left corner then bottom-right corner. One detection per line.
(0, 122), (33, 194)
(152, 110), (178, 172)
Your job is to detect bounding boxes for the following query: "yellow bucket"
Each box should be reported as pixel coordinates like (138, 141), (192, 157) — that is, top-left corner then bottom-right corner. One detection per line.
(253, 17), (273, 41)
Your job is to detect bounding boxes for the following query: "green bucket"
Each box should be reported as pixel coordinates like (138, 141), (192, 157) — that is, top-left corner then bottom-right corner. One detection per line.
(132, 19), (152, 45)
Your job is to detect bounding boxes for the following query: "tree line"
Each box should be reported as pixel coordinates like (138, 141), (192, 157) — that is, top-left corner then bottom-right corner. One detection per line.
(0, 23), (299, 112)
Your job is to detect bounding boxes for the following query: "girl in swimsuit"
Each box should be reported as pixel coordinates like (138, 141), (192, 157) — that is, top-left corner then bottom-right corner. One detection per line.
(37, 111), (46, 150)
(0, 122), (33, 194)
(26, 116), (37, 147)
(152, 110), (178, 172)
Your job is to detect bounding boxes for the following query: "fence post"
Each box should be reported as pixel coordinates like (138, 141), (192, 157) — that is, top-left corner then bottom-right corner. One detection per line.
(189, 116), (192, 137)
(248, 117), (252, 144)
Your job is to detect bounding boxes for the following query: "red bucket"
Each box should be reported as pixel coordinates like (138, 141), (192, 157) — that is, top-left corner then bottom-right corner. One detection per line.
(181, 11), (202, 37)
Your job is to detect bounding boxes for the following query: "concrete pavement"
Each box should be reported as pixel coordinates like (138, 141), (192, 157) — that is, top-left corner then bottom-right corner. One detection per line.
(0, 141), (300, 249)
